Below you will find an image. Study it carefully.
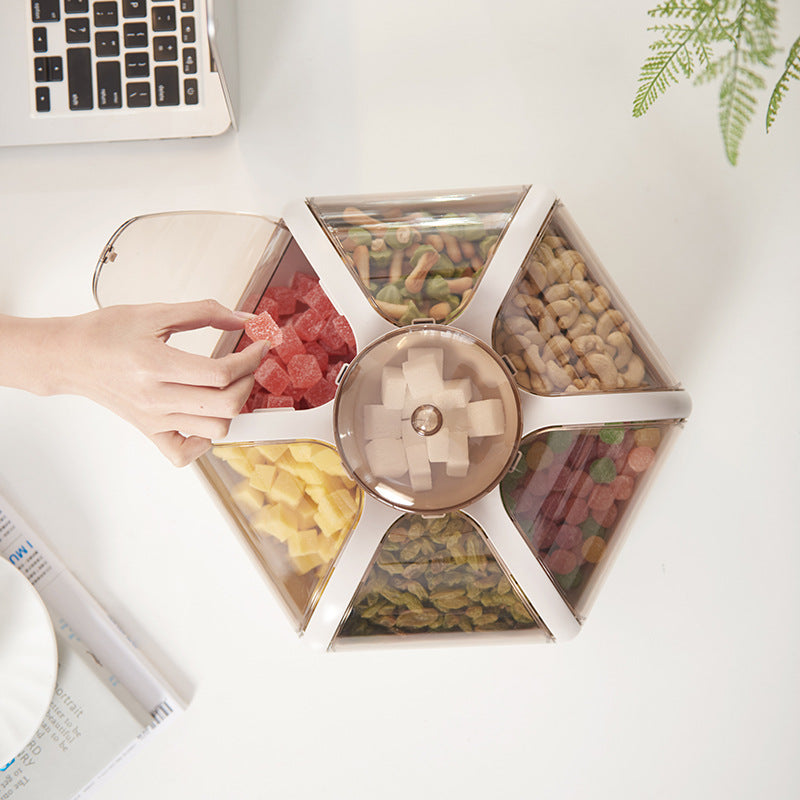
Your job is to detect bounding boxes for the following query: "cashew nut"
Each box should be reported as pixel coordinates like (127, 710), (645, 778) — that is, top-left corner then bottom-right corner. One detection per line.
(546, 297), (581, 329)
(543, 283), (571, 303)
(527, 261), (548, 293)
(542, 335), (572, 365)
(546, 360), (573, 390)
(620, 354), (646, 387)
(566, 313), (597, 340)
(572, 334), (605, 356)
(586, 285), (612, 315)
(523, 345), (547, 375)
(584, 352), (619, 390)
(606, 330), (634, 368)
(596, 309), (628, 341)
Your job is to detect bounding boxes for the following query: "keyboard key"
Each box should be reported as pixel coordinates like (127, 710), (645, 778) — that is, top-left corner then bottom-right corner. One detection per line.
(180, 17), (195, 43)
(125, 51), (149, 78)
(34, 56), (63, 82)
(184, 78), (198, 105)
(123, 22), (148, 48)
(95, 30), (120, 56)
(97, 61), (122, 108)
(182, 47), (197, 74)
(126, 82), (151, 107)
(31, 1), (60, 22)
(93, 2), (119, 27)
(65, 17), (90, 43)
(32, 27), (48, 52)
(122, 0), (146, 18)
(65, 0), (89, 12)
(35, 86), (51, 112)
(154, 66), (179, 105)
(153, 36), (178, 61)
(67, 47), (93, 109)
(180, 1), (194, 11)
(152, 6), (176, 31)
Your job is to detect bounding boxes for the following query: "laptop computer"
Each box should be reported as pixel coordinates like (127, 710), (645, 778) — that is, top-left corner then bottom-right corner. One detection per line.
(0, 0), (238, 146)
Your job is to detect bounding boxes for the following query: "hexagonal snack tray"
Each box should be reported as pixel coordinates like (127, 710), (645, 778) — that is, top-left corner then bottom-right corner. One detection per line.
(93, 185), (690, 649)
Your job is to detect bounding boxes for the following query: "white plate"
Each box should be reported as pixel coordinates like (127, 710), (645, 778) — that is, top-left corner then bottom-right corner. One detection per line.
(0, 557), (58, 767)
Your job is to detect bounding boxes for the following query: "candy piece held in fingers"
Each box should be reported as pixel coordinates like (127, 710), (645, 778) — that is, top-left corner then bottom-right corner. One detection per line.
(245, 311), (283, 345)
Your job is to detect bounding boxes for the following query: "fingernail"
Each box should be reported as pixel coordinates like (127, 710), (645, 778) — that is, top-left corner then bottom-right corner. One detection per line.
(234, 310), (257, 320)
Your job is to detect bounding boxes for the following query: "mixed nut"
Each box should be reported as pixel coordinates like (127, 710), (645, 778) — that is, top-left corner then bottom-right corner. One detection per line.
(493, 221), (662, 395)
(310, 192), (524, 325)
(500, 422), (671, 613)
(337, 512), (539, 638)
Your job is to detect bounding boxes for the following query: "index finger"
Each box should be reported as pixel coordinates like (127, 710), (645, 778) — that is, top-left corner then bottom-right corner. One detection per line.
(159, 338), (267, 388)
(153, 299), (255, 337)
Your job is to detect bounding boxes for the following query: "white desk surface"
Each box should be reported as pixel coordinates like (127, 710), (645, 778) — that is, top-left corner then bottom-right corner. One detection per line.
(2, 2), (799, 798)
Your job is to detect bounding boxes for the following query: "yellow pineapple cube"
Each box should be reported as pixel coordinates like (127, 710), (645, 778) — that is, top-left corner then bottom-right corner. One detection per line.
(309, 445), (349, 477)
(293, 461), (326, 486)
(287, 528), (319, 558)
(288, 442), (315, 462)
(252, 504), (298, 542)
(257, 443), (288, 462)
(295, 496), (317, 529)
(231, 480), (265, 516)
(269, 470), (305, 508)
(305, 484), (328, 505)
(292, 552), (325, 575)
(250, 463), (278, 493)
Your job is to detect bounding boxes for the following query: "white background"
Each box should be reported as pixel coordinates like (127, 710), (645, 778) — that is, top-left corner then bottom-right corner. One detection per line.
(2, 1), (799, 798)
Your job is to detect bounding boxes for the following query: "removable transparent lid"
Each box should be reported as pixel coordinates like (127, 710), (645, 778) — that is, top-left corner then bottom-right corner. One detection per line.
(308, 186), (529, 326)
(199, 440), (362, 629)
(500, 420), (680, 619)
(334, 324), (521, 514)
(334, 511), (545, 641)
(92, 211), (287, 355)
(493, 203), (679, 396)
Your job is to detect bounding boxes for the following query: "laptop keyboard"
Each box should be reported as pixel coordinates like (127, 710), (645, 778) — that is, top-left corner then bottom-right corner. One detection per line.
(29, 0), (202, 114)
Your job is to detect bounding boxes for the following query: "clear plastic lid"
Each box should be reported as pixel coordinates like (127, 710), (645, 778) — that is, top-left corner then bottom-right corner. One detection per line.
(500, 420), (680, 618)
(307, 186), (529, 326)
(92, 211), (287, 355)
(334, 324), (521, 514)
(200, 440), (362, 629)
(493, 203), (679, 396)
(333, 511), (545, 641)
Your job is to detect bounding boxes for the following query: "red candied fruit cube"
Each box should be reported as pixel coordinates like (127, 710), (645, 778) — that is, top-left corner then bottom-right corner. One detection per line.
(331, 314), (356, 350)
(290, 272), (319, 295)
(286, 354), (323, 390)
(304, 282), (336, 318)
(254, 294), (280, 319)
(304, 341), (329, 372)
(244, 311), (283, 345)
(274, 325), (306, 362)
(304, 378), (337, 408)
(254, 358), (290, 395)
(266, 395), (294, 409)
(293, 307), (327, 342)
(326, 361), (346, 384)
(319, 315), (346, 351)
(263, 285), (298, 317)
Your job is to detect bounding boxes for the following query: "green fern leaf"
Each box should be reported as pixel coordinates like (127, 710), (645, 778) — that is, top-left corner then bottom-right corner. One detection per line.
(719, 63), (762, 164)
(766, 35), (800, 131)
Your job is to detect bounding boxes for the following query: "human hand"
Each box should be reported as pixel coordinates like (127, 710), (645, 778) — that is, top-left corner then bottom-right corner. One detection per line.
(53, 300), (266, 465)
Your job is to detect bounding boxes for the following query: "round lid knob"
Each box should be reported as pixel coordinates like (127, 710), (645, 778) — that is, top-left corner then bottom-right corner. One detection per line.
(333, 324), (521, 514)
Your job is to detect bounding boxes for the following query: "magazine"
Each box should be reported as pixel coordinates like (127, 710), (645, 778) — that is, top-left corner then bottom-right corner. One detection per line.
(0, 492), (186, 799)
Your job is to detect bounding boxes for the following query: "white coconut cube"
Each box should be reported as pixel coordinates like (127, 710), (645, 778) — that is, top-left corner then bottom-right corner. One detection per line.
(401, 388), (419, 419)
(426, 426), (450, 463)
(381, 366), (407, 410)
(407, 347), (444, 374)
(364, 404), (402, 439)
(365, 438), (408, 478)
(444, 406), (469, 431)
(402, 352), (444, 399)
(434, 378), (472, 410)
(406, 443), (432, 492)
(401, 419), (420, 446)
(467, 398), (505, 437)
(446, 430), (470, 478)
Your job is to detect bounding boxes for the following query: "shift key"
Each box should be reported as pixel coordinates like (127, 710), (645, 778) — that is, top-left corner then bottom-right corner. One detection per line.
(67, 47), (93, 109)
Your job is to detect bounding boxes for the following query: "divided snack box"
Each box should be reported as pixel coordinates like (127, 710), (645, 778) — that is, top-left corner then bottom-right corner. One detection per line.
(93, 185), (691, 650)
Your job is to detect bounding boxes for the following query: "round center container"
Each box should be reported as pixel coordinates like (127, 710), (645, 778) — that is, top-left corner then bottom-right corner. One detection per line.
(334, 324), (522, 514)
